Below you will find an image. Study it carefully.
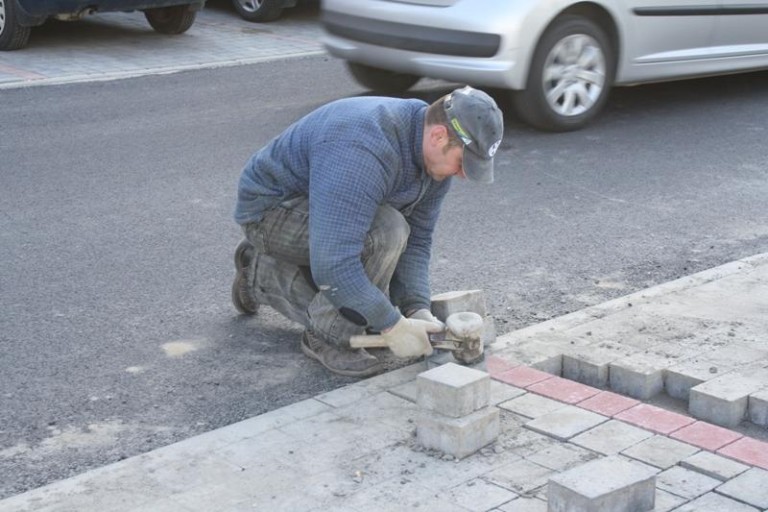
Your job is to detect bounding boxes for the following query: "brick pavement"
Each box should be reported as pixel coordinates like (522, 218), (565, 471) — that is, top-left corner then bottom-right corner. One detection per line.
(1, 257), (767, 510)
(0, 3), (324, 89)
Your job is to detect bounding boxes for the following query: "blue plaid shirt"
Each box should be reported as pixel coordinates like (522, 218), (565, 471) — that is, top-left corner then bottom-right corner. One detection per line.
(234, 96), (451, 331)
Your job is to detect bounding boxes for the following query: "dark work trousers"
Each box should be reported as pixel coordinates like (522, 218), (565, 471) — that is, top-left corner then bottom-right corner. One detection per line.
(242, 196), (410, 348)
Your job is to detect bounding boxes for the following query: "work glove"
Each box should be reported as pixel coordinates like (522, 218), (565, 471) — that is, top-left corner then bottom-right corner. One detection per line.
(381, 316), (442, 358)
(407, 308), (446, 330)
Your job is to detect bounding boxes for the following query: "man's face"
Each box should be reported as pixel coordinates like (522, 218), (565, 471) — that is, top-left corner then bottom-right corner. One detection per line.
(423, 126), (467, 181)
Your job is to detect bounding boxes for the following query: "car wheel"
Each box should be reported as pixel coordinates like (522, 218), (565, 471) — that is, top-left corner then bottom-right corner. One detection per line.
(144, 5), (197, 35)
(346, 62), (420, 95)
(513, 15), (614, 132)
(0, 0), (32, 51)
(232, 0), (283, 22)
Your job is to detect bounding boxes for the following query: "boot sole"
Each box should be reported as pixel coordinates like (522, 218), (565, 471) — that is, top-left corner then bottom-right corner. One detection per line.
(300, 334), (383, 378)
(231, 270), (258, 315)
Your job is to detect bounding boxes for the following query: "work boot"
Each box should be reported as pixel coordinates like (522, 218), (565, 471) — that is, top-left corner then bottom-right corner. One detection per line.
(300, 330), (383, 378)
(231, 239), (259, 315)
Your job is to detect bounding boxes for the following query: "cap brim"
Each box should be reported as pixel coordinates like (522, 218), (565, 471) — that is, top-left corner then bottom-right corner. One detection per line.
(463, 148), (494, 184)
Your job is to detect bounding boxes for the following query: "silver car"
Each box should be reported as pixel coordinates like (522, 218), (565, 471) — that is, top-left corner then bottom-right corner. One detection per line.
(321, 0), (768, 131)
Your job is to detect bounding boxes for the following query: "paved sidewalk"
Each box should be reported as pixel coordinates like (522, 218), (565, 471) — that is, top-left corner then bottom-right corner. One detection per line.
(1, 254), (767, 512)
(0, 3), (324, 89)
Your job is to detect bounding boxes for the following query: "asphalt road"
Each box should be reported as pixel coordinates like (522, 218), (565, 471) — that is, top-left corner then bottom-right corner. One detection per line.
(1, 53), (768, 498)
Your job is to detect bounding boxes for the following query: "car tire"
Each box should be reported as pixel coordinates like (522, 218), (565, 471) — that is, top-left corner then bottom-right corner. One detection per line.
(232, 0), (283, 22)
(144, 5), (197, 35)
(513, 15), (614, 132)
(346, 62), (420, 95)
(0, 0), (32, 51)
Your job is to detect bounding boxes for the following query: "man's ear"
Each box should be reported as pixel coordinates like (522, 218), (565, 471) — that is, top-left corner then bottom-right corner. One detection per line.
(428, 124), (449, 146)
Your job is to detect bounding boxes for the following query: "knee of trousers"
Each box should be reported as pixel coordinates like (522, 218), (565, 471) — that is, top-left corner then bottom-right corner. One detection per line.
(363, 205), (410, 260)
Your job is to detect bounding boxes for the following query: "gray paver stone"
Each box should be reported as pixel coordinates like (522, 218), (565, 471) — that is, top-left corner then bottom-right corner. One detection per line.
(609, 344), (700, 400)
(431, 289), (488, 319)
(665, 344), (768, 400)
(525, 406), (607, 441)
(547, 455), (657, 512)
(417, 363), (491, 418)
(490, 380), (526, 405)
(652, 489), (687, 512)
(499, 393), (567, 419)
(655, 466), (720, 500)
(671, 492), (760, 511)
(446, 478), (518, 512)
(715, 467), (768, 509)
(748, 388), (768, 427)
(570, 420), (654, 455)
(621, 435), (700, 470)
(680, 451), (749, 481)
(563, 342), (637, 388)
(497, 496), (547, 511)
(417, 407), (500, 459)
(484, 459), (555, 495)
(688, 368), (768, 427)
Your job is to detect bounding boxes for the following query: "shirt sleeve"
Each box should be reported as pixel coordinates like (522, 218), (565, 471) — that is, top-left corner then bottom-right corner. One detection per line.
(389, 179), (450, 315)
(307, 141), (402, 331)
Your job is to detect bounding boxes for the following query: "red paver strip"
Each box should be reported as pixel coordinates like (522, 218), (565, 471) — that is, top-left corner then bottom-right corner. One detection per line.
(670, 421), (743, 452)
(485, 355), (519, 377)
(718, 437), (768, 470)
(527, 376), (601, 404)
(494, 365), (554, 388)
(577, 391), (640, 416)
(614, 403), (696, 435)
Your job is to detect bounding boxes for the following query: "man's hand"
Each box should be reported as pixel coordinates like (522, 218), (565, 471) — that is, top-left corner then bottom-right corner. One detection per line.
(407, 308), (446, 330)
(381, 316), (442, 358)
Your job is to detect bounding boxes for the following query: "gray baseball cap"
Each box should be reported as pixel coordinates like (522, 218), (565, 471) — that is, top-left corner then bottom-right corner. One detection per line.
(443, 86), (504, 184)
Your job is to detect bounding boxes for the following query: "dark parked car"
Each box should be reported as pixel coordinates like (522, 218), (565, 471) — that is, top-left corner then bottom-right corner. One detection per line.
(0, 0), (206, 50)
(230, 0), (296, 22)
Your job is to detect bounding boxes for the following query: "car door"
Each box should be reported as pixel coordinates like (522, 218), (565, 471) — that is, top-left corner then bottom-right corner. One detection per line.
(711, 0), (768, 70)
(615, 0), (718, 83)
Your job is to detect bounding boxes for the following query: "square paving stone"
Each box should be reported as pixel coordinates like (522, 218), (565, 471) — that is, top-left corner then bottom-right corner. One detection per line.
(717, 437), (768, 470)
(621, 435), (700, 470)
(524, 406), (607, 441)
(671, 492), (761, 511)
(653, 489), (687, 512)
(655, 466), (720, 500)
(490, 380), (526, 405)
(680, 451), (749, 481)
(614, 403), (696, 434)
(498, 393), (567, 419)
(483, 459), (555, 495)
(496, 496), (547, 512)
(524, 442), (600, 471)
(526, 376), (601, 404)
(494, 366), (554, 388)
(570, 419), (654, 455)
(445, 478), (517, 511)
(669, 420), (743, 451)
(577, 390), (639, 416)
(715, 467), (768, 509)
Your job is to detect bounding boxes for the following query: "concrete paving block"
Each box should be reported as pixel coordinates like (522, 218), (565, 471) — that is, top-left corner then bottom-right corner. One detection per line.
(524, 442), (600, 471)
(563, 342), (637, 388)
(431, 289), (487, 319)
(609, 344), (702, 400)
(669, 421), (742, 451)
(652, 489), (687, 512)
(484, 458), (555, 495)
(717, 436), (768, 470)
(655, 466), (719, 500)
(389, 381), (418, 403)
(715, 467), (768, 509)
(547, 455), (657, 512)
(417, 363), (490, 418)
(680, 451), (749, 482)
(688, 368), (768, 427)
(445, 478), (517, 511)
(621, 435), (700, 470)
(570, 420), (654, 455)
(417, 407), (500, 459)
(748, 387), (768, 427)
(665, 344), (768, 400)
(490, 380), (526, 405)
(497, 496), (547, 512)
(499, 393), (567, 419)
(482, 314), (497, 346)
(671, 492), (760, 512)
(577, 391), (639, 416)
(526, 376), (601, 404)
(525, 406), (607, 441)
